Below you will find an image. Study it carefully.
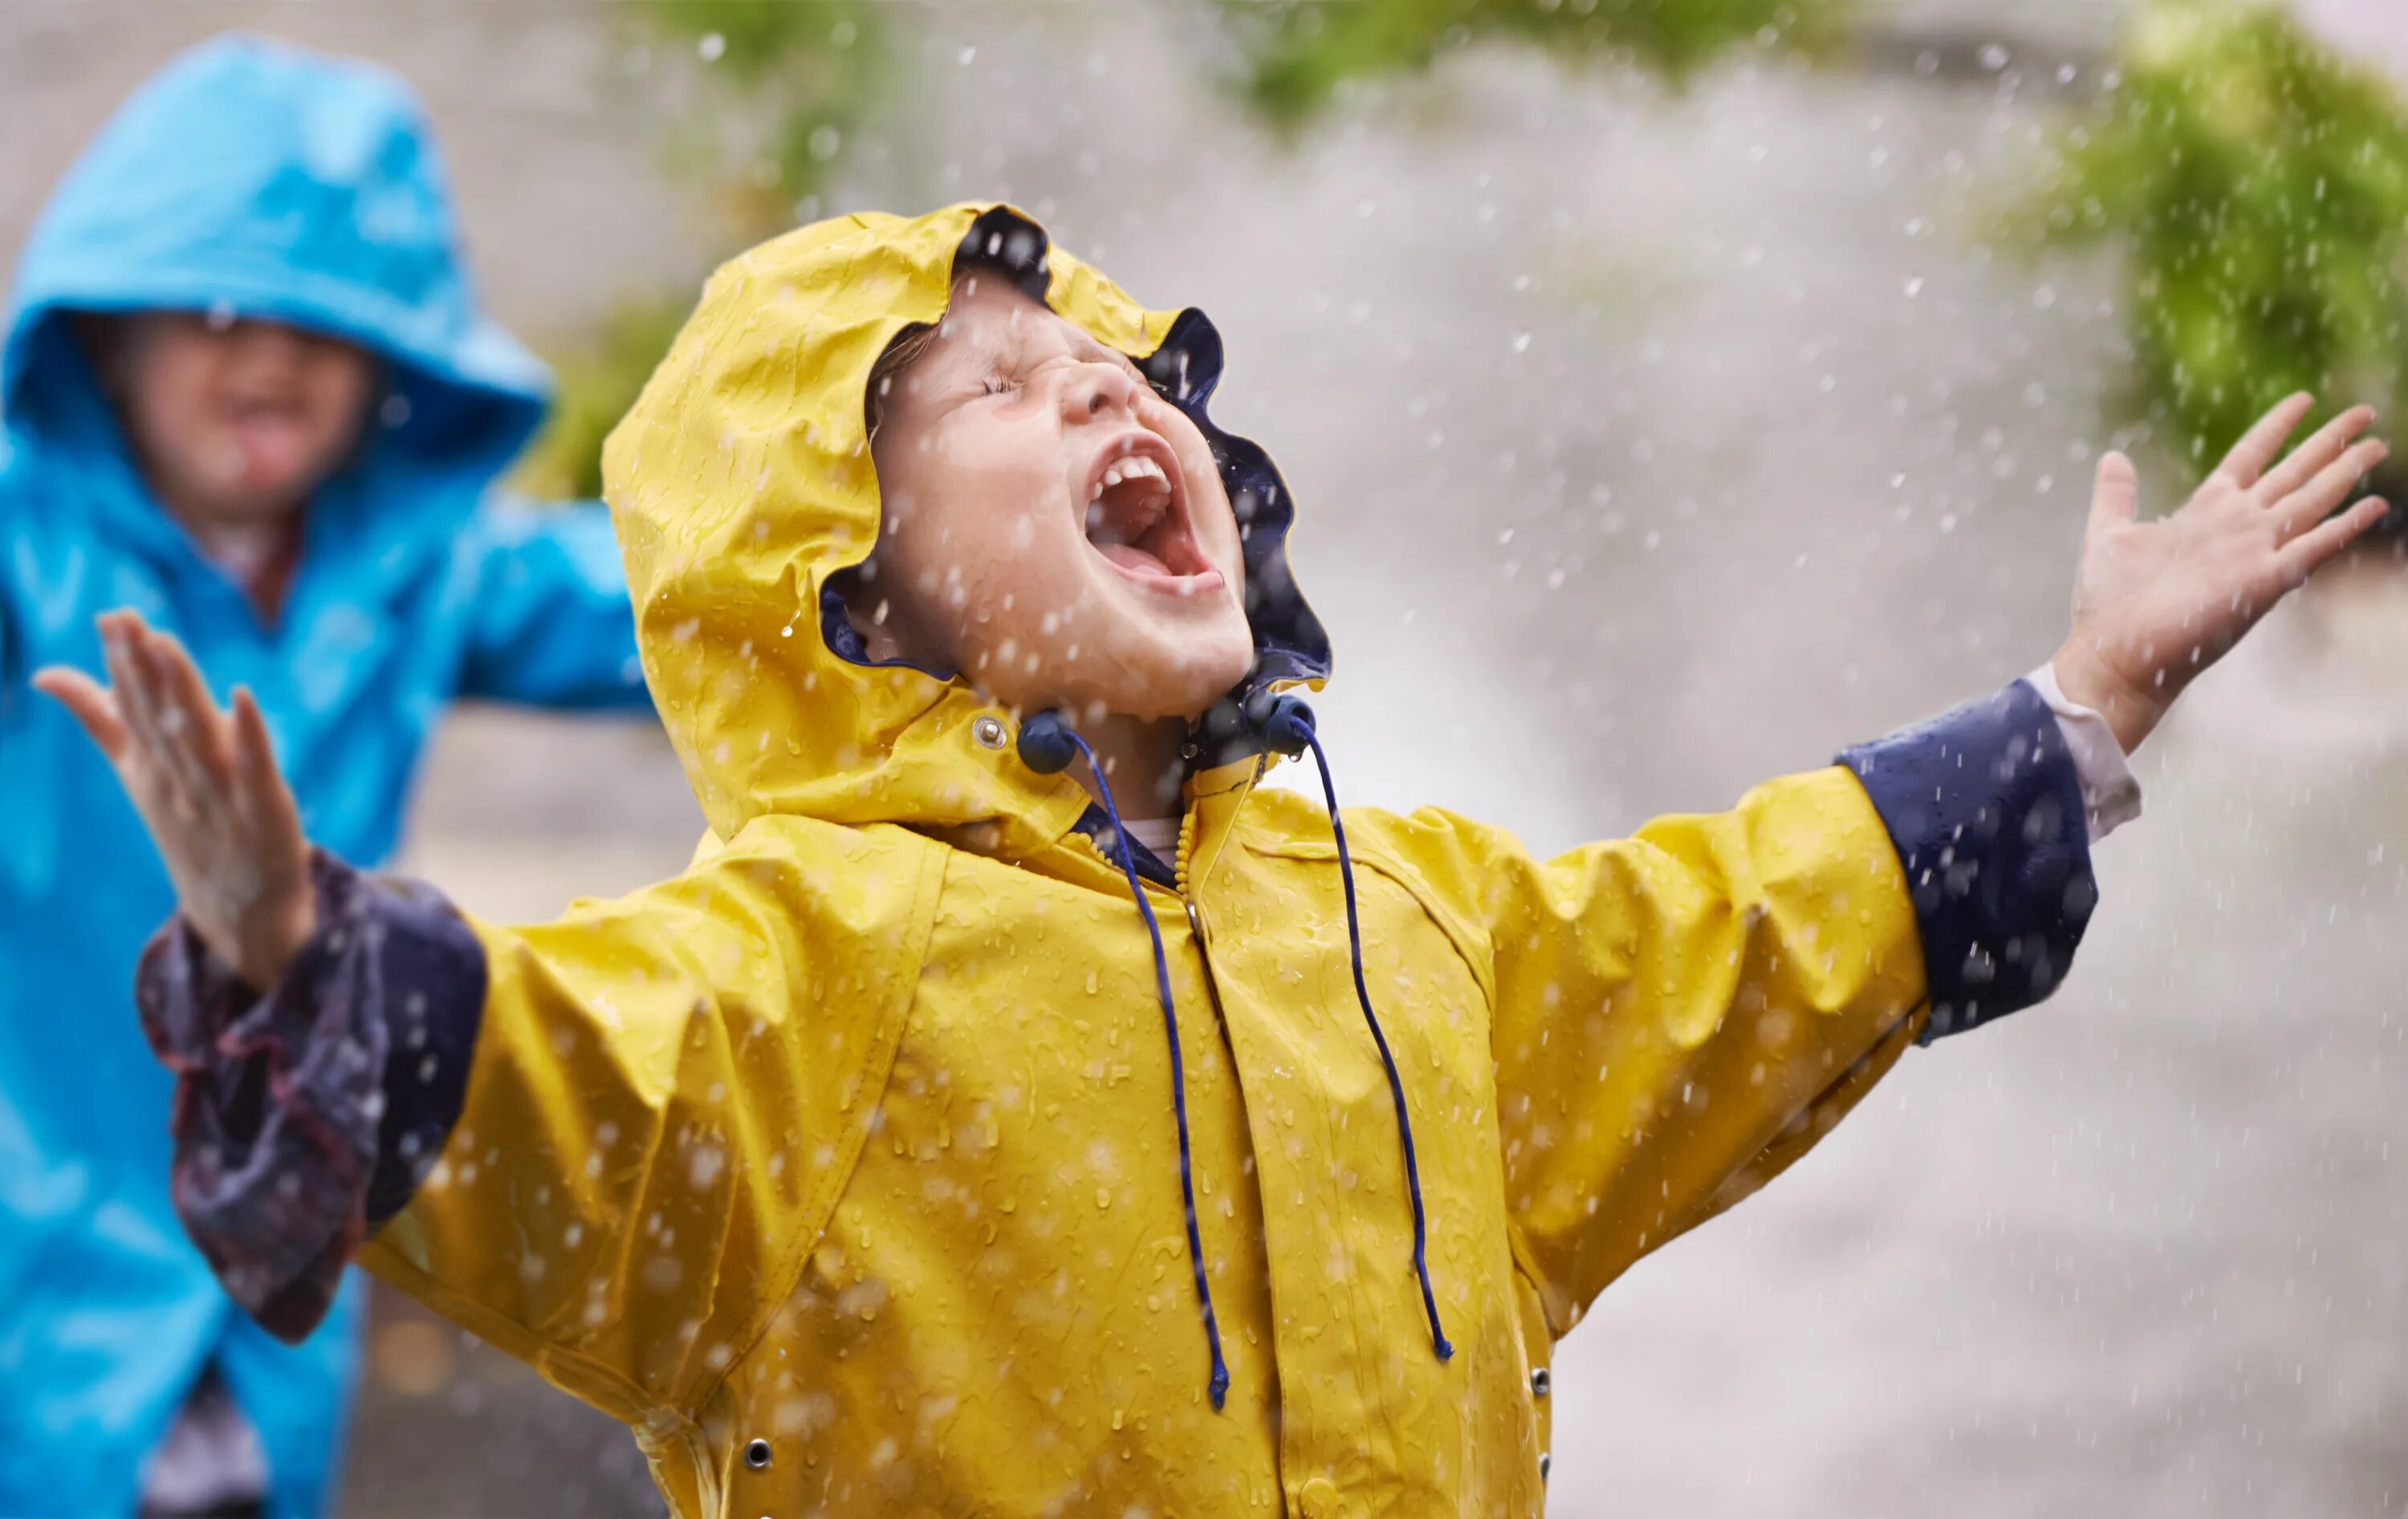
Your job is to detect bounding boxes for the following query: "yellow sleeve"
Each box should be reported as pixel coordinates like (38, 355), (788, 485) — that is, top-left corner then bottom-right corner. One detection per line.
(357, 818), (944, 1425)
(1450, 766), (1927, 1335)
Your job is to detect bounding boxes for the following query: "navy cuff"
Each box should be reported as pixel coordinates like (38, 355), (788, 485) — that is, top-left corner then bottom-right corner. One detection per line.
(1839, 678), (2097, 1042)
(359, 870), (487, 1227)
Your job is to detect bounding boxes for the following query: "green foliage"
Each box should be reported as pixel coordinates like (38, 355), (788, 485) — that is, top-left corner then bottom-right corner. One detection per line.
(516, 0), (891, 498)
(636, 0), (893, 239)
(2036, 0), (2408, 465)
(1224, 0), (1858, 128)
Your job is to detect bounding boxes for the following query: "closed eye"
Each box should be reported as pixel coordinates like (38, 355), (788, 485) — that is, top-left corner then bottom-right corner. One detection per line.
(982, 374), (1023, 397)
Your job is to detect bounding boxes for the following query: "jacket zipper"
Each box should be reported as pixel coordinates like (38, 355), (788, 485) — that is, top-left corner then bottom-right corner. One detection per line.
(1172, 812), (1238, 1057)
(1066, 804), (1235, 1034)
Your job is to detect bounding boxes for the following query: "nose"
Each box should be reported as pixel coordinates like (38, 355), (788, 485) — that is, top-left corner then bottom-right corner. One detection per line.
(232, 320), (312, 376)
(1059, 358), (1137, 424)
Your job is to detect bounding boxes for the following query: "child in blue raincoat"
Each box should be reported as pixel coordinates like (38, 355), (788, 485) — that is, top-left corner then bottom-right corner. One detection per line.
(0, 36), (653, 1519)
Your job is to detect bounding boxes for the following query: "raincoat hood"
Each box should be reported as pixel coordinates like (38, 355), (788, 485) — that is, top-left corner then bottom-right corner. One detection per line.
(2, 33), (550, 508)
(604, 203), (1328, 850)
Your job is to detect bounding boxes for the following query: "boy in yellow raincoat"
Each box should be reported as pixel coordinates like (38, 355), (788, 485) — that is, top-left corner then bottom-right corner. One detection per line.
(46, 204), (2390, 1517)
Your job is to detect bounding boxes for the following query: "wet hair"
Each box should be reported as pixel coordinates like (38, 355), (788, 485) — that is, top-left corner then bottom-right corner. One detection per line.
(71, 311), (136, 401)
(864, 318), (940, 446)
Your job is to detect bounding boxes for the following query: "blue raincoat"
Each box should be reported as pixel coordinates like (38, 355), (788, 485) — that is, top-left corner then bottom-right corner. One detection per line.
(0, 35), (651, 1518)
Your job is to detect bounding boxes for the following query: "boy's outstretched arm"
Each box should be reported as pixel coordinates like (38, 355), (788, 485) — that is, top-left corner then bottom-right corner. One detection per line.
(1451, 394), (2385, 1338)
(38, 615), (930, 1438)
(454, 498), (653, 712)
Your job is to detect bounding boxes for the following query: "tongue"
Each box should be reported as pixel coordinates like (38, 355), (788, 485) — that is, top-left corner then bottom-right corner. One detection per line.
(1097, 542), (1173, 577)
(227, 413), (309, 486)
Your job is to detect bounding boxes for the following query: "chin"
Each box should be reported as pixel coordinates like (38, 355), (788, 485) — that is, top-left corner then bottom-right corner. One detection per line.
(1125, 638), (1256, 721)
(975, 600), (1255, 724)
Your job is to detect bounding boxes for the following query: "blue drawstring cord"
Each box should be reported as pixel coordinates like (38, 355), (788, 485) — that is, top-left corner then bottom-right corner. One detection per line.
(1249, 697), (1453, 1363)
(1017, 697), (1452, 1404)
(1019, 713), (1231, 1411)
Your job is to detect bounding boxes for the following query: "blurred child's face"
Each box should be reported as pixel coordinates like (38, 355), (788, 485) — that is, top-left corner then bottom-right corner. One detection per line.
(864, 277), (1254, 722)
(100, 312), (375, 526)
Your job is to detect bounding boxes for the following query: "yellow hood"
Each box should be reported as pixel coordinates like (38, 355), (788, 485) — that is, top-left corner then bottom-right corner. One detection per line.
(601, 203), (1329, 855)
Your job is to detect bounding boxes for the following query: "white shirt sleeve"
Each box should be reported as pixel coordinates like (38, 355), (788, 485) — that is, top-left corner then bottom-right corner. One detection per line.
(2023, 662), (2143, 843)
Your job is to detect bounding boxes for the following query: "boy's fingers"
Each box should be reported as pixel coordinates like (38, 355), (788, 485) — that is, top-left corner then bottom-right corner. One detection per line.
(2272, 439), (2390, 542)
(104, 621), (169, 759)
(122, 629), (203, 774)
(117, 627), (216, 807)
(2258, 405), (2377, 503)
(2277, 496), (2390, 584)
(230, 688), (305, 855)
(2087, 451), (2141, 535)
(144, 623), (236, 786)
(2214, 391), (2315, 489)
(31, 668), (130, 760)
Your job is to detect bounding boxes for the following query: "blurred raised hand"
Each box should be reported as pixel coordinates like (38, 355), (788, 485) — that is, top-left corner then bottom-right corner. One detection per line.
(2054, 393), (2390, 753)
(36, 610), (315, 989)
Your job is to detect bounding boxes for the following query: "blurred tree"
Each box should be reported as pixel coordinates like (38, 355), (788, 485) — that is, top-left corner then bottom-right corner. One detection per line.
(2032, 0), (2408, 485)
(517, 0), (891, 499)
(1221, 0), (1858, 129)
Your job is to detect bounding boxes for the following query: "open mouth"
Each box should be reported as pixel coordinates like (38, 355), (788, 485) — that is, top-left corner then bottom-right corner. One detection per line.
(221, 395), (313, 482)
(1081, 431), (1221, 593)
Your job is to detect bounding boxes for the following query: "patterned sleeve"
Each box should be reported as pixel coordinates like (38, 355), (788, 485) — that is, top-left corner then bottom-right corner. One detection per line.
(136, 852), (487, 1342)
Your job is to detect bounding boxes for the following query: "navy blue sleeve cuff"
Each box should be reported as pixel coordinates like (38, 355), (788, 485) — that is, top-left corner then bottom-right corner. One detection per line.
(360, 870), (488, 1227)
(1838, 678), (2097, 1042)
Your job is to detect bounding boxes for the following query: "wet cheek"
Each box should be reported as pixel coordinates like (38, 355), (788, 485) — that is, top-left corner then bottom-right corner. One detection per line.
(1005, 506), (1044, 554)
(137, 393), (221, 472)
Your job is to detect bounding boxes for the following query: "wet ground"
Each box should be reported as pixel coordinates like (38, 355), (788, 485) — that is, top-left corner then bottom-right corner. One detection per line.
(7, 2), (2406, 1514)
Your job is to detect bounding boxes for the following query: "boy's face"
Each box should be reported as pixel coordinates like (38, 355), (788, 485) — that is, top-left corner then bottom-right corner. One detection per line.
(864, 277), (1255, 723)
(101, 312), (376, 526)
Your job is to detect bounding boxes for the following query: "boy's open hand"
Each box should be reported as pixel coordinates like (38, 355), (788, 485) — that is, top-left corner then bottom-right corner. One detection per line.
(35, 611), (315, 990)
(2054, 393), (2390, 753)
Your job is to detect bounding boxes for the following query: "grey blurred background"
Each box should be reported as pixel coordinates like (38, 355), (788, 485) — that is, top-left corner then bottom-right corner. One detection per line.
(8, 1), (2408, 1514)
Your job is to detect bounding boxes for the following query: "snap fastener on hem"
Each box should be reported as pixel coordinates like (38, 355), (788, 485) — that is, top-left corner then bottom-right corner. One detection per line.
(972, 715), (1007, 749)
(743, 1438), (772, 1470)
(1539, 1452), (1552, 1483)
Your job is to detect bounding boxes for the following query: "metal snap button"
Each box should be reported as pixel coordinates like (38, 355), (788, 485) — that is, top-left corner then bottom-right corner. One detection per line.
(1531, 1366), (1550, 1397)
(971, 715), (1007, 749)
(1540, 1452), (1552, 1483)
(743, 1438), (771, 1470)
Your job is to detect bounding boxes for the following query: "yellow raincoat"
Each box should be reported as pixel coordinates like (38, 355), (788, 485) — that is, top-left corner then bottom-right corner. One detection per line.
(359, 205), (1934, 1517)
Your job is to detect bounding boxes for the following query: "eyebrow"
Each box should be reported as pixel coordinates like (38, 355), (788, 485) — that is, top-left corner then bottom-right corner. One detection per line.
(919, 305), (1143, 401)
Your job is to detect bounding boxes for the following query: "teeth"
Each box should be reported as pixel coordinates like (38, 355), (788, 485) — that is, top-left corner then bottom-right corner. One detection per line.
(1096, 456), (1167, 498)
(1090, 453), (1172, 516)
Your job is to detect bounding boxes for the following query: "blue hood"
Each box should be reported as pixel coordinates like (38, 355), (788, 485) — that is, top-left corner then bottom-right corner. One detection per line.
(2, 33), (549, 497)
